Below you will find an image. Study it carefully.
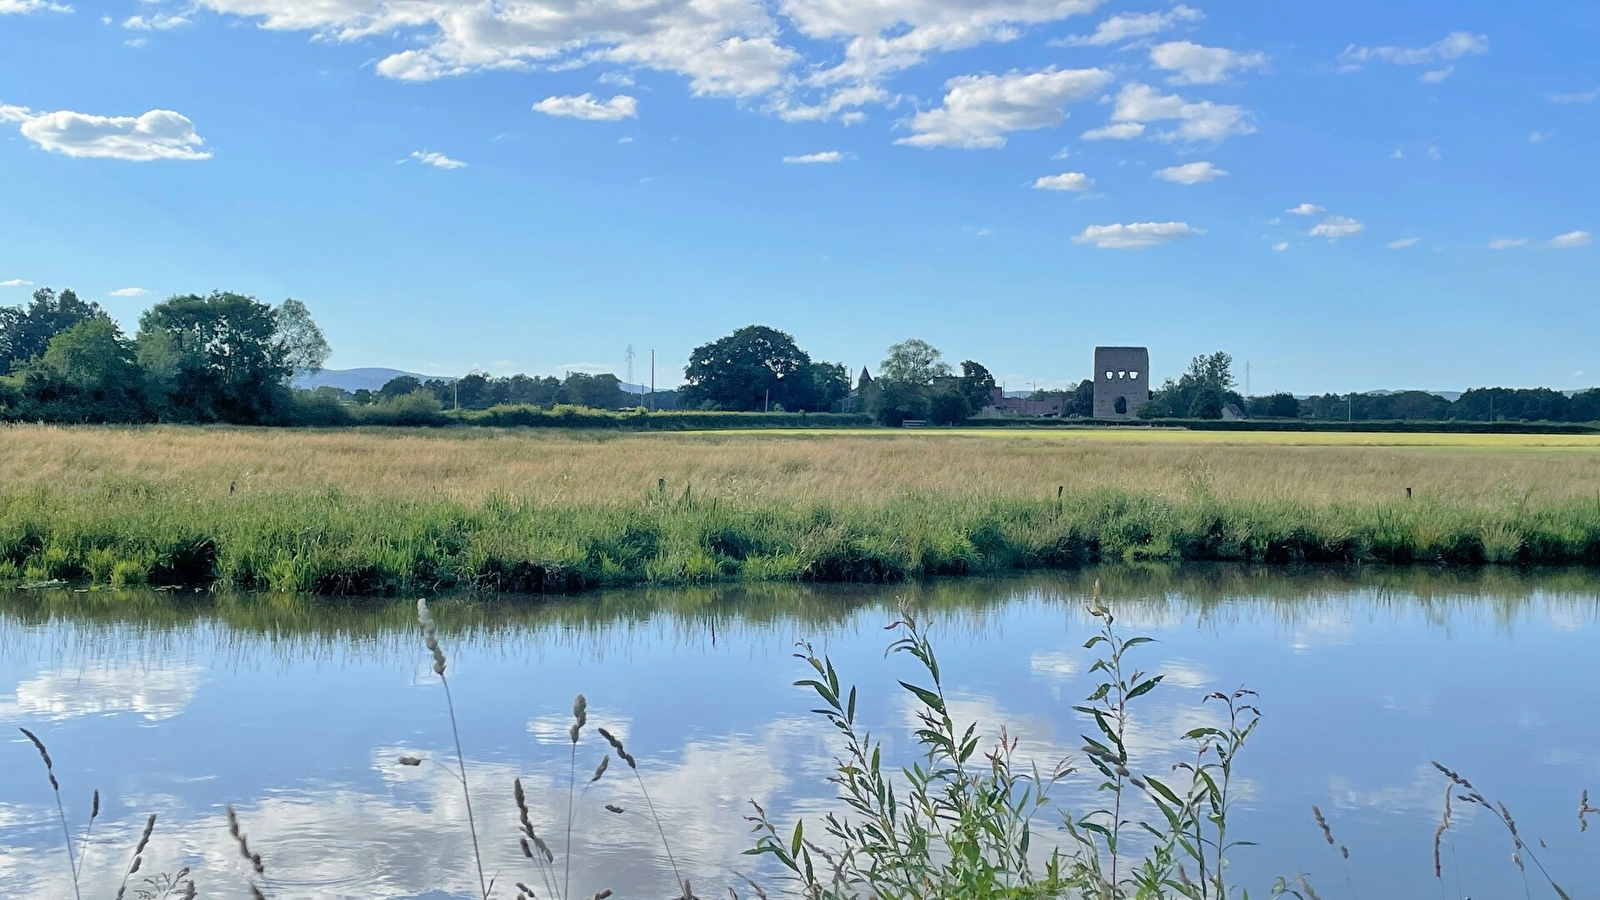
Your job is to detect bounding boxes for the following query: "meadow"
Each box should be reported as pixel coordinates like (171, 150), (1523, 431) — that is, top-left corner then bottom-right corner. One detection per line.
(3, 423), (1599, 594)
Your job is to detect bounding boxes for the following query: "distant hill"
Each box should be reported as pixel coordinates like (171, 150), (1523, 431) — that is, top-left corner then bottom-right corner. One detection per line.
(295, 368), (437, 392)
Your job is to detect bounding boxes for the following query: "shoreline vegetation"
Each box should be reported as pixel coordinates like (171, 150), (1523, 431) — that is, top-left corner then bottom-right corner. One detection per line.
(3, 425), (1599, 597)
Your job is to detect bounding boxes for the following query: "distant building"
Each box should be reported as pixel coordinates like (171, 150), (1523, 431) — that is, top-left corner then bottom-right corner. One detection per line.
(986, 387), (1064, 417)
(1092, 347), (1150, 419)
(841, 367), (873, 412)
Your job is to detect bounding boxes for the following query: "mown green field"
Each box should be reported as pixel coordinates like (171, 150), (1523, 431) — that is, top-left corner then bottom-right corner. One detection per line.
(2, 424), (1598, 595)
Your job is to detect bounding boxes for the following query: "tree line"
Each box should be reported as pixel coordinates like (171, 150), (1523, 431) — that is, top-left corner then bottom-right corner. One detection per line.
(4, 293), (1597, 427)
(1, 287), (329, 425)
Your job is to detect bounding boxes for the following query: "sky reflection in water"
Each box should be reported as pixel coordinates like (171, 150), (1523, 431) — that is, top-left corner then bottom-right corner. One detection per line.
(1, 566), (1597, 899)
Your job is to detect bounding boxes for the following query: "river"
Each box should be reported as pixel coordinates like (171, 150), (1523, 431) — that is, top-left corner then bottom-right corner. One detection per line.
(2, 565), (1597, 899)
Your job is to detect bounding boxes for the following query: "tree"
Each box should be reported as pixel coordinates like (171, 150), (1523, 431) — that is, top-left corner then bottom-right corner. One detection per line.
(379, 375), (423, 399)
(1247, 392), (1301, 419)
(136, 291), (302, 424)
(1142, 351), (1241, 420)
(880, 339), (950, 386)
(14, 319), (148, 422)
(681, 325), (838, 412)
(957, 360), (996, 413)
(1070, 379), (1095, 418)
(564, 372), (628, 409)
(0, 287), (109, 374)
(274, 298), (330, 378)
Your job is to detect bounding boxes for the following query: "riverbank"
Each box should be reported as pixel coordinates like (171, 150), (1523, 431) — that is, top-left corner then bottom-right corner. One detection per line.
(3, 425), (1598, 595)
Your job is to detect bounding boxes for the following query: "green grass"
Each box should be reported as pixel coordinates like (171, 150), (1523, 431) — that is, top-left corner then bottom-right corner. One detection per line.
(4, 482), (1599, 596)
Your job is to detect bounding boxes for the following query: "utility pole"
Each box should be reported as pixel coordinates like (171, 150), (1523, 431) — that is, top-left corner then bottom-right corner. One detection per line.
(650, 350), (656, 412)
(1347, 393), (1353, 423)
(1245, 360), (1251, 398)
(765, 389), (770, 412)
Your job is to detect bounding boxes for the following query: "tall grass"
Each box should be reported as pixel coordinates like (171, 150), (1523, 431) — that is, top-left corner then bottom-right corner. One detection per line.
(3, 425), (1599, 596)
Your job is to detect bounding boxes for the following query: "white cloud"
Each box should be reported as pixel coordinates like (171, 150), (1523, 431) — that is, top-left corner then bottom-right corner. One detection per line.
(1271, 241), (1289, 251)
(0, 664), (200, 722)
(1548, 85), (1600, 104)
(1, 278), (33, 287)
(1149, 41), (1269, 85)
(177, 0), (1111, 118)
(597, 71), (636, 87)
(1054, 5), (1202, 47)
(896, 67), (1113, 149)
(1287, 203), (1325, 216)
(1073, 221), (1203, 249)
(533, 94), (638, 121)
(1339, 31), (1488, 69)
(0, 103), (211, 161)
(782, 150), (845, 163)
(108, 287), (148, 297)
(1031, 171), (1094, 191)
(1104, 83), (1254, 143)
(1419, 65), (1454, 84)
(1051, 146), (1070, 159)
(1028, 651), (1079, 680)
(1386, 237), (1420, 249)
(184, 0), (796, 98)
(1153, 161), (1227, 184)
(1529, 130), (1554, 143)
(1488, 238), (1527, 250)
(1081, 121), (1144, 140)
(0, 0), (71, 13)
(409, 150), (467, 169)
(1548, 230), (1592, 249)
(785, 0), (1107, 108)
(1310, 215), (1364, 240)
(123, 12), (189, 29)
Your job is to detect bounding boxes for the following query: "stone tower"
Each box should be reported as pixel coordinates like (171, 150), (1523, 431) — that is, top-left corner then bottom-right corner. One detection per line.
(1092, 347), (1150, 419)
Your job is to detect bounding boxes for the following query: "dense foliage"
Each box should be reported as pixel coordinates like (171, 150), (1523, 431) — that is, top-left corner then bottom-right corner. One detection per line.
(680, 325), (849, 412)
(1, 288), (329, 425)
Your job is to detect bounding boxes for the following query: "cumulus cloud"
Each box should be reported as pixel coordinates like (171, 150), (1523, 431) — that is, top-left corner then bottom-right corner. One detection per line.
(1386, 237), (1419, 249)
(1, 278), (33, 287)
(1310, 215), (1364, 240)
(1153, 161), (1227, 184)
(1054, 5), (1202, 47)
(533, 94), (638, 121)
(1149, 42), (1269, 85)
(896, 67), (1112, 149)
(1073, 221), (1203, 249)
(785, 0), (1106, 108)
(782, 150), (845, 163)
(1102, 83), (1254, 143)
(1271, 241), (1289, 251)
(1081, 121), (1144, 140)
(0, 103), (211, 160)
(1286, 203), (1326, 216)
(175, 0), (1111, 119)
(1031, 171), (1094, 191)
(1419, 65), (1454, 84)
(409, 150), (467, 169)
(1488, 238), (1528, 250)
(108, 287), (148, 297)
(1548, 230), (1592, 249)
(0, 0), (71, 13)
(1339, 31), (1487, 69)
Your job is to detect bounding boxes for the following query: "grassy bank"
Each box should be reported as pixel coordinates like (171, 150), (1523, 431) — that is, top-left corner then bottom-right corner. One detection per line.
(3, 424), (1599, 595)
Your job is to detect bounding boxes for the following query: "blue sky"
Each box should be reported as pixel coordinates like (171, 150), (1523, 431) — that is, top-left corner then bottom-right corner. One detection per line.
(1, 0), (1596, 394)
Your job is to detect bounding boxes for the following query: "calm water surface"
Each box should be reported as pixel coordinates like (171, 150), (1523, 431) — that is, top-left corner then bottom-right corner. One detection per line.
(2, 566), (1597, 899)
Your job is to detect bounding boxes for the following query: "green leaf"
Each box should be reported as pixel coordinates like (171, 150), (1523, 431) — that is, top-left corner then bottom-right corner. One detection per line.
(899, 681), (945, 713)
(1127, 675), (1165, 700)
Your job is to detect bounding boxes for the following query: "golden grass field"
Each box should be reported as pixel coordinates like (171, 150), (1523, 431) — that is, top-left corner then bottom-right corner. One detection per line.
(5, 423), (1599, 510)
